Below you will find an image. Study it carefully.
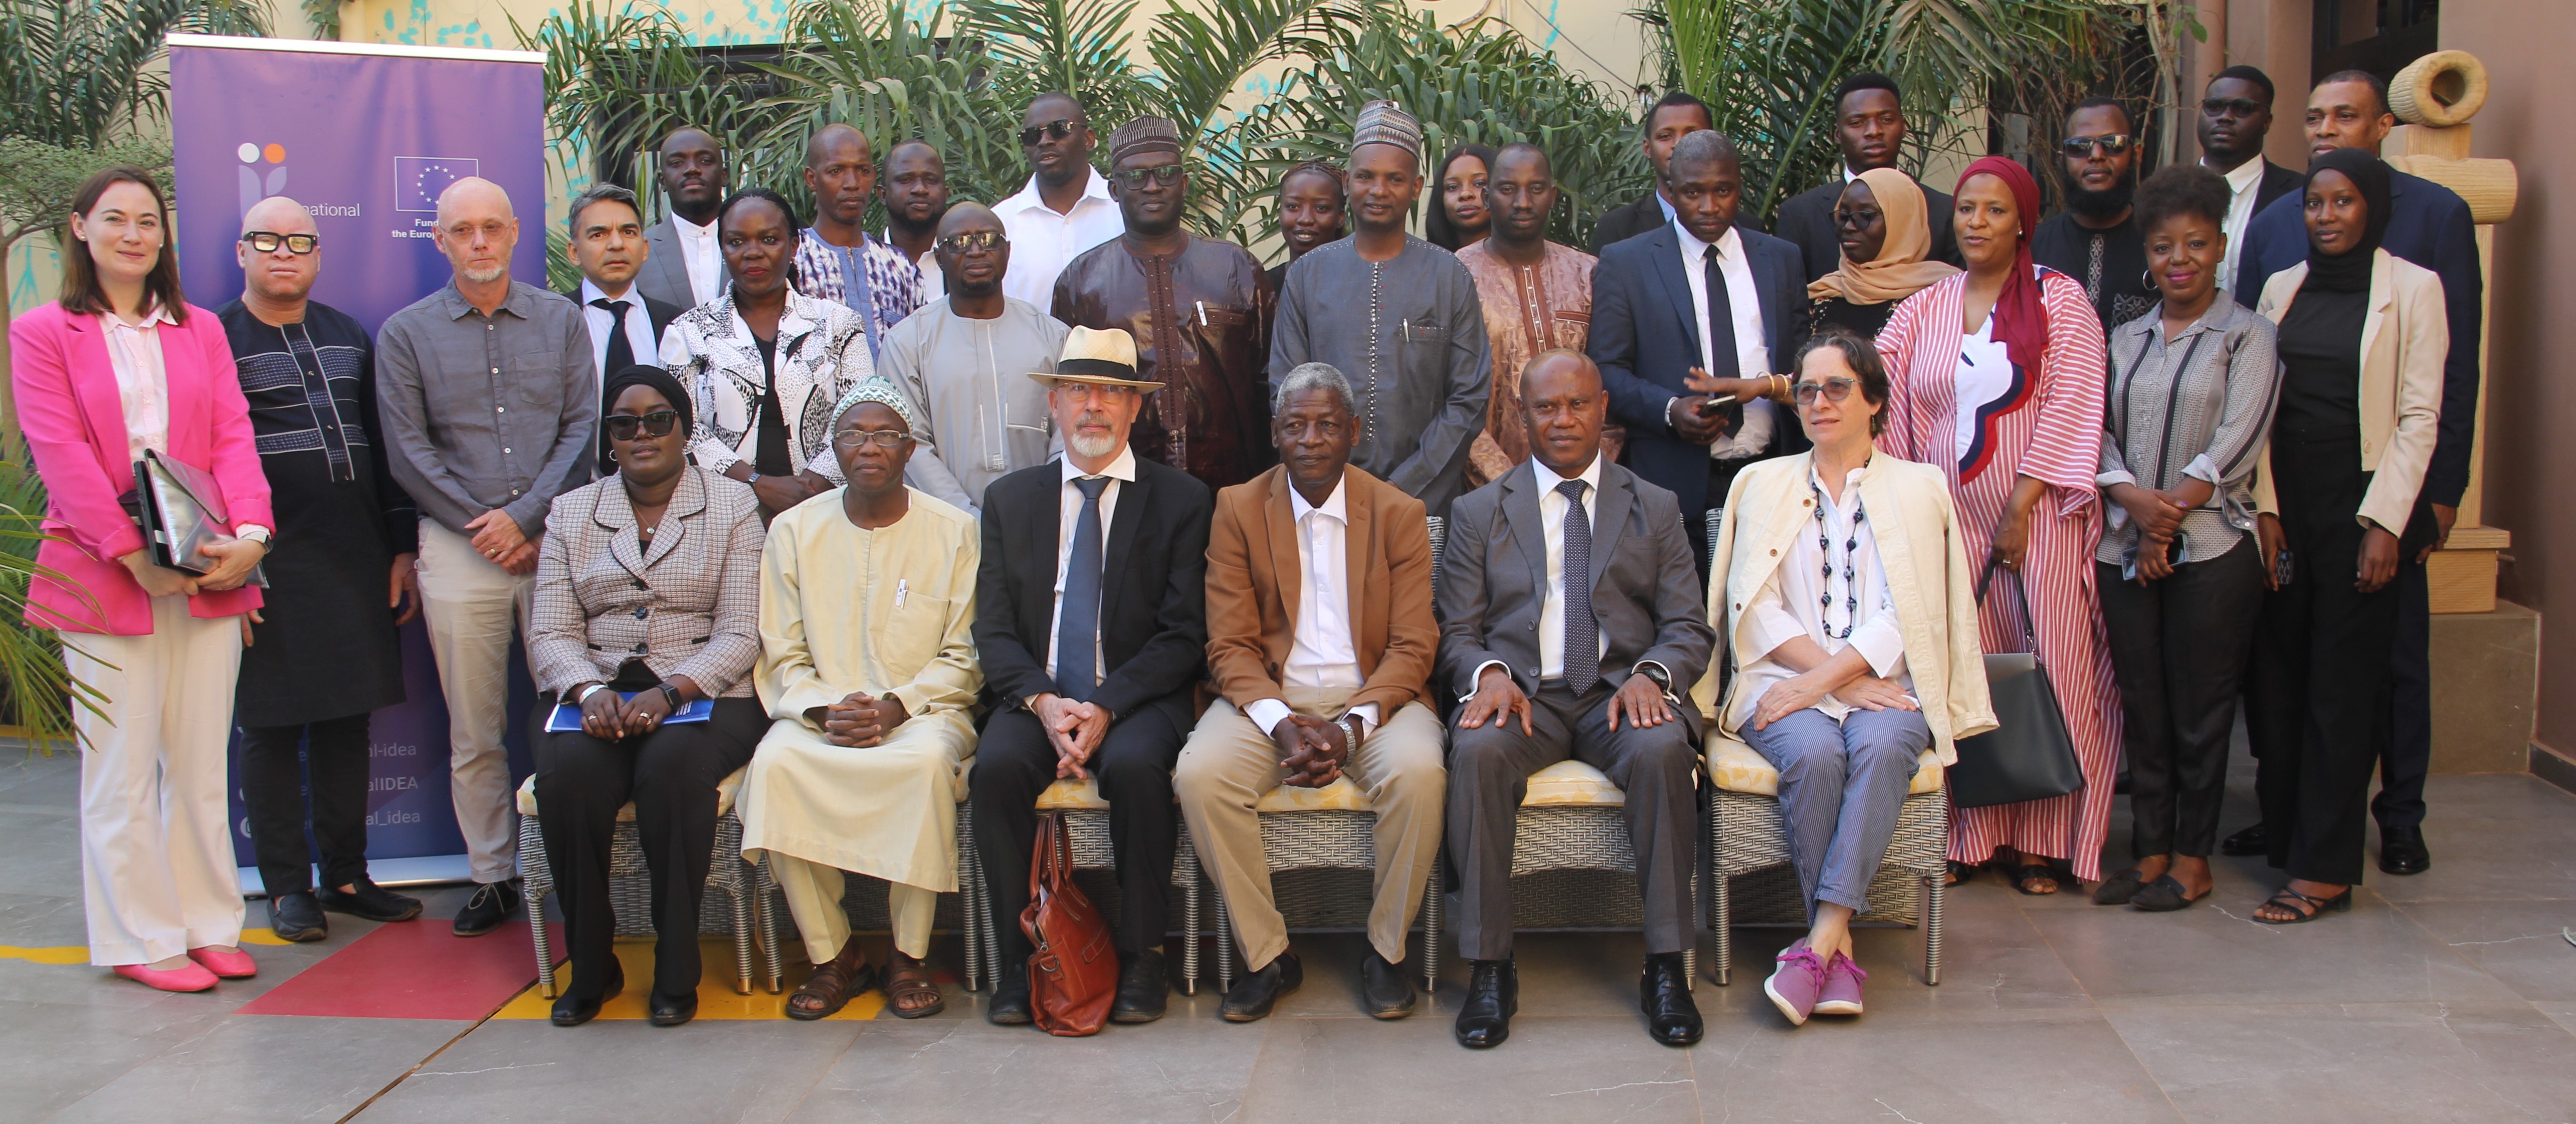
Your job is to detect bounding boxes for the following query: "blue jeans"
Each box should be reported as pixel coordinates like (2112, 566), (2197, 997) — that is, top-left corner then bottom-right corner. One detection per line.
(1742, 707), (1931, 919)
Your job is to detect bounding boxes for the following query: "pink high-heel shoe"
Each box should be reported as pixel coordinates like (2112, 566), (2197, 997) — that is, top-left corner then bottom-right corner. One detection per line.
(114, 961), (219, 992)
(187, 946), (258, 979)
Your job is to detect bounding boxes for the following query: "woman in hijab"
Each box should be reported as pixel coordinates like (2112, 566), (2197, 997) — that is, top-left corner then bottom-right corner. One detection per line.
(2239, 148), (2444, 923)
(1870, 156), (2120, 896)
(1807, 167), (1961, 338)
(1424, 143), (1498, 251)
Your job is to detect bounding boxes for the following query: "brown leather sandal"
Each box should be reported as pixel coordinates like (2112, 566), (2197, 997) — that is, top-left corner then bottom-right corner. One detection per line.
(786, 943), (879, 1021)
(885, 952), (945, 1019)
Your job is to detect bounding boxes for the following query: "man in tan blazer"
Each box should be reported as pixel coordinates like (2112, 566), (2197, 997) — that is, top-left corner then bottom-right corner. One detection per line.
(1175, 361), (1444, 1024)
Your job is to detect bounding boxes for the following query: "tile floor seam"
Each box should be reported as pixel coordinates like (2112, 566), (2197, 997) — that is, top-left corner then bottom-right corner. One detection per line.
(751, 1016), (862, 1124)
(337, 1006), (499, 1120)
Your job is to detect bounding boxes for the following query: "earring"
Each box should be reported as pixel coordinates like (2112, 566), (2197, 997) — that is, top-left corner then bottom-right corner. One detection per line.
(2142, 269), (2156, 292)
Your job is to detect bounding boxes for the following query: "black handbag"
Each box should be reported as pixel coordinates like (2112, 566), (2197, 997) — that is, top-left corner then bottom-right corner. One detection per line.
(1946, 560), (2084, 809)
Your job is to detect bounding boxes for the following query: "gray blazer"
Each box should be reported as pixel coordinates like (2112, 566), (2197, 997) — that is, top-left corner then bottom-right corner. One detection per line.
(634, 216), (700, 313)
(1434, 458), (1715, 732)
(524, 465), (766, 699)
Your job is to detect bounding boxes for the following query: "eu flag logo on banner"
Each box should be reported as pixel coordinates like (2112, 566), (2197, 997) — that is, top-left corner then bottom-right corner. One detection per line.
(393, 156), (479, 212)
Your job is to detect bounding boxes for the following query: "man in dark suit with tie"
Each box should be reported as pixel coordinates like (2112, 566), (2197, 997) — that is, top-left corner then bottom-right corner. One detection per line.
(1770, 73), (1961, 285)
(1590, 91), (1711, 253)
(1589, 129), (1809, 579)
(1439, 349), (1716, 1049)
(968, 325), (1214, 1028)
(2195, 66), (2302, 303)
(560, 184), (682, 394)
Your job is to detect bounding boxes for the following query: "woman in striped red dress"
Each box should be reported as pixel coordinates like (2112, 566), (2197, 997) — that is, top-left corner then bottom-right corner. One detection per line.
(1871, 157), (2120, 894)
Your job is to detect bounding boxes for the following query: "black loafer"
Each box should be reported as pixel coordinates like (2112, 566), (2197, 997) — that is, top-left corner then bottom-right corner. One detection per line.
(1110, 948), (1168, 1023)
(648, 990), (698, 1027)
(1454, 959), (1517, 1049)
(2092, 867), (2148, 906)
(2219, 822), (2269, 857)
(987, 965), (1034, 1026)
(2379, 826), (2432, 875)
(1219, 952), (1301, 1022)
(451, 878), (522, 937)
(552, 962), (623, 1027)
(1357, 950), (1416, 1019)
(1640, 953), (1702, 1046)
(267, 891), (327, 942)
(317, 877), (425, 923)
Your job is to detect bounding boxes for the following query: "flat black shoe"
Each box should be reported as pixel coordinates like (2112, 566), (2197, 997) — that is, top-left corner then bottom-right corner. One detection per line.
(1640, 953), (1702, 1046)
(1357, 950), (1416, 1019)
(450, 878), (521, 937)
(648, 990), (698, 1027)
(552, 961), (623, 1027)
(1219, 952), (1301, 1022)
(2092, 867), (2147, 906)
(267, 891), (327, 942)
(2219, 822), (2268, 857)
(1454, 959), (1517, 1049)
(1110, 948), (1168, 1023)
(2379, 826), (2432, 875)
(2130, 874), (2211, 913)
(987, 965), (1034, 1026)
(317, 877), (424, 923)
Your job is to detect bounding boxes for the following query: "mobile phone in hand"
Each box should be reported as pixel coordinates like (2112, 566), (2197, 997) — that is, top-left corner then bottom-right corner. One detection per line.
(2273, 548), (2295, 587)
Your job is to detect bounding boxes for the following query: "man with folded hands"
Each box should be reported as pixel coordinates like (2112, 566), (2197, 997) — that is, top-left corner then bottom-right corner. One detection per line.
(1175, 361), (1445, 1022)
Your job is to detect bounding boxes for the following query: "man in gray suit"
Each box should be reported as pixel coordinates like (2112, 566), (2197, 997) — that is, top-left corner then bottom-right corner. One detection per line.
(633, 126), (729, 312)
(1436, 349), (1715, 1051)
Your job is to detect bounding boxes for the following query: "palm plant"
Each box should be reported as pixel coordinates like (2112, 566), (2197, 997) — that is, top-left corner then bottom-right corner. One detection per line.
(0, 446), (106, 749)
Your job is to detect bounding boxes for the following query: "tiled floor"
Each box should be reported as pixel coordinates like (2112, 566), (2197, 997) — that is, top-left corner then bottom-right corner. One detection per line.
(5, 745), (2575, 1123)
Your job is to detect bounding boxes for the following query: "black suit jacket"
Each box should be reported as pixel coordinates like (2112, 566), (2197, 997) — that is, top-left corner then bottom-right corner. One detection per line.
(973, 455), (1214, 728)
(558, 287), (684, 367)
(2247, 158), (2303, 221)
(1772, 174), (1961, 286)
(1591, 193), (1670, 255)
(1587, 223), (1811, 518)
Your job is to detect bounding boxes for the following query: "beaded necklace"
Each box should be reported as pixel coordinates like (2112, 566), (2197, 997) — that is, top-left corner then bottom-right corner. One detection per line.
(1810, 474), (1866, 640)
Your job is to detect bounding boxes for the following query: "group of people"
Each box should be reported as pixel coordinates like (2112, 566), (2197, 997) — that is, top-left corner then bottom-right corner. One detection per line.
(11, 57), (2474, 1045)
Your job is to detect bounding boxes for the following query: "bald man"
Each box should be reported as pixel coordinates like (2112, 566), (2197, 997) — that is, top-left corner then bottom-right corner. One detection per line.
(996, 92), (1121, 307)
(375, 176), (595, 936)
(220, 196), (426, 941)
(797, 123), (923, 361)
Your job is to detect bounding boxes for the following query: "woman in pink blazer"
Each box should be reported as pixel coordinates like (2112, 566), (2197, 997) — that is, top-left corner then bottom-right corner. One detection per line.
(11, 167), (274, 992)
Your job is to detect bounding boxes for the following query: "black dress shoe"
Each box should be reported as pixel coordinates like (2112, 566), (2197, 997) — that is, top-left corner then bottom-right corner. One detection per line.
(987, 965), (1034, 1026)
(451, 878), (522, 937)
(1357, 950), (1416, 1019)
(317, 877), (424, 923)
(1110, 948), (1168, 1023)
(552, 962), (623, 1027)
(1219, 952), (1302, 1022)
(648, 990), (698, 1027)
(2219, 822), (2268, 857)
(2379, 825), (2432, 875)
(1640, 953), (1703, 1046)
(267, 891), (327, 943)
(1454, 959), (1517, 1049)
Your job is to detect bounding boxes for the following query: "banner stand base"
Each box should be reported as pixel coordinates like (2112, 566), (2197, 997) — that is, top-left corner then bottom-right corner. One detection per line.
(235, 854), (477, 898)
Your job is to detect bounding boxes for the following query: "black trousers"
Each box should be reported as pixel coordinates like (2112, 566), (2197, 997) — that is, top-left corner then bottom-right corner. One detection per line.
(241, 714), (375, 897)
(2099, 539), (2265, 860)
(2247, 437), (2400, 886)
(532, 695), (765, 1001)
(970, 704), (1184, 978)
(2377, 560), (2432, 832)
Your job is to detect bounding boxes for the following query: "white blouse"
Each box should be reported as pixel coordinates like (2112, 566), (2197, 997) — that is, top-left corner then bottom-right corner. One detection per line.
(99, 306), (176, 462)
(1951, 316), (2015, 466)
(1730, 459), (1911, 728)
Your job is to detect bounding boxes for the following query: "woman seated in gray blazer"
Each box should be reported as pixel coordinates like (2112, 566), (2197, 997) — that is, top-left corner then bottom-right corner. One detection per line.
(527, 365), (768, 1029)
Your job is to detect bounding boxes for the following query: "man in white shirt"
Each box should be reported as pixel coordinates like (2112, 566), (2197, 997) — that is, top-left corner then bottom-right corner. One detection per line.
(995, 92), (1123, 308)
(558, 184), (680, 419)
(1175, 363), (1446, 1024)
(635, 126), (729, 311)
(2196, 66), (2302, 295)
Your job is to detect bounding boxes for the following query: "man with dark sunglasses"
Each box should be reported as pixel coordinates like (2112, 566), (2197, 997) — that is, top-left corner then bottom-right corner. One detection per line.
(2196, 66), (2302, 297)
(997, 92), (1122, 309)
(2031, 96), (2156, 335)
(1051, 115), (1277, 492)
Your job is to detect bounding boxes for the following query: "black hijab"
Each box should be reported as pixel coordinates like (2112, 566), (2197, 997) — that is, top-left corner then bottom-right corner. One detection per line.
(2302, 147), (2392, 293)
(598, 363), (693, 474)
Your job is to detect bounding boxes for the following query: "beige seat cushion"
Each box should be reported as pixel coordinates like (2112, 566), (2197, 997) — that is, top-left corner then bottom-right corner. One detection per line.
(516, 766), (748, 821)
(1704, 735), (1943, 797)
(1035, 777), (1112, 811)
(1522, 760), (1624, 807)
(1256, 776), (1373, 812)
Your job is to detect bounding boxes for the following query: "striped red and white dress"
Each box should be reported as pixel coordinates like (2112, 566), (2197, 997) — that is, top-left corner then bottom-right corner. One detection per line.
(1872, 268), (2123, 882)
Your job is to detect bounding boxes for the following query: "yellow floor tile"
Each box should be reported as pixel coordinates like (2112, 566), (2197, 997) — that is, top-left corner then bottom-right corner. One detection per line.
(491, 939), (886, 1021)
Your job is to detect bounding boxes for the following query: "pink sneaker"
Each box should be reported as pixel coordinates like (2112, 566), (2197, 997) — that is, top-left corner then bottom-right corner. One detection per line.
(1764, 946), (1827, 1026)
(113, 962), (219, 993)
(187, 946), (257, 979)
(1814, 953), (1867, 1016)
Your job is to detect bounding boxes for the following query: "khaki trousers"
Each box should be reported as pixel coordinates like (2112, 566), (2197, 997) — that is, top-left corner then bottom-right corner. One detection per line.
(416, 518), (534, 884)
(770, 855), (939, 962)
(1175, 688), (1446, 970)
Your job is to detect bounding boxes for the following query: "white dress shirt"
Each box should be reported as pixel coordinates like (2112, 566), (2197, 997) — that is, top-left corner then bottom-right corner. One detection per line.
(577, 278), (662, 391)
(997, 168), (1122, 309)
(1042, 445), (1136, 689)
(888, 228), (945, 299)
(1243, 480), (1379, 736)
(98, 306), (175, 462)
(1730, 459), (1911, 728)
(2214, 156), (2267, 294)
(1671, 221), (1778, 459)
(673, 213), (723, 307)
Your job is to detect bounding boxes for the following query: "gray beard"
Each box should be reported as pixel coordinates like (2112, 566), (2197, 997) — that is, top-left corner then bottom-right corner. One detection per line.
(1067, 431), (1120, 460)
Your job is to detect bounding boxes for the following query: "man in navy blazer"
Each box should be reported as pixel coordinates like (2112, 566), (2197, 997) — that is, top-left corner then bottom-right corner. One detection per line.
(2223, 69), (2480, 878)
(1588, 130), (1809, 579)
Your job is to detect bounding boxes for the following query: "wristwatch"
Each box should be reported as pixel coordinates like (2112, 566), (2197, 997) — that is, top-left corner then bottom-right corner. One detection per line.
(1337, 714), (1367, 752)
(1635, 662), (1676, 704)
(657, 683), (684, 710)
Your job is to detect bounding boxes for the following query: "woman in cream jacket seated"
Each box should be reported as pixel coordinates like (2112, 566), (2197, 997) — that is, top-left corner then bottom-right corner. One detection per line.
(1700, 327), (1996, 1026)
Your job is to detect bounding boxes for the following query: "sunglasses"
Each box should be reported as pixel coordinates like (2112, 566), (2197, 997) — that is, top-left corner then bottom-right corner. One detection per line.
(1018, 119), (1078, 147)
(1831, 206), (1883, 229)
(2061, 134), (2136, 158)
(832, 428), (913, 451)
(2201, 97), (2266, 118)
(603, 409), (679, 441)
(937, 230), (1006, 255)
(240, 231), (317, 255)
(1792, 377), (1860, 405)
(1113, 165), (1184, 188)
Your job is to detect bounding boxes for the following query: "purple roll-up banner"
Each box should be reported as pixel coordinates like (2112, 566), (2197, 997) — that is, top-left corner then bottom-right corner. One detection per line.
(166, 35), (549, 890)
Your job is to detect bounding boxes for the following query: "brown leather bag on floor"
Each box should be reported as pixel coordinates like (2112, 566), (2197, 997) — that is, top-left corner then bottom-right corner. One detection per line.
(1021, 811), (1116, 1036)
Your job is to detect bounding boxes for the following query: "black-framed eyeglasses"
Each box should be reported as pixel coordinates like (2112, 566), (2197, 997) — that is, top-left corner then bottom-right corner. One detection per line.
(832, 428), (913, 451)
(1113, 165), (1184, 188)
(1792, 377), (1860, 405)
(240, 231), (317, 255)
(1018, 119), (1078, 147)
(2201, 97), (2265, 118)
(1831, 206), (1883, 230)
(603, 409), (679, 441)
(937, 230), (1006, 255)
(2061, 133), (2135, 158)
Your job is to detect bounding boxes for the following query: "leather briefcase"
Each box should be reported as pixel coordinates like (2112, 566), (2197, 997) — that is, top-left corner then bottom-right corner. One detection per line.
(1020, 811), (1116, 1036)
(1947, 562), (2085, 810)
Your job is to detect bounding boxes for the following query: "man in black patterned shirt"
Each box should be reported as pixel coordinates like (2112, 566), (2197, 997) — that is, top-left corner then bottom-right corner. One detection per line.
(2031, 98), (2156, 336)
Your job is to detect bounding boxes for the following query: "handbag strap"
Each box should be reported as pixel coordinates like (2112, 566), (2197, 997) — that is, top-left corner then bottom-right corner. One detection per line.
(1028, 813), (1054, 898)
(1974, 555), (2043, 655)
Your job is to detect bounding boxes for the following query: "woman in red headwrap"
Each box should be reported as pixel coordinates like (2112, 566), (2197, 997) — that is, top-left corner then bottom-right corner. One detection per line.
(1870, 156), (2120, 895)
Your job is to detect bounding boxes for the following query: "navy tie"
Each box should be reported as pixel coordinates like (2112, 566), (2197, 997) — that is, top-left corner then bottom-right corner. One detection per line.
(1558, 479), (1599, 695)
(1054, 476), (1112, 701)
(590, 298), (635, 375)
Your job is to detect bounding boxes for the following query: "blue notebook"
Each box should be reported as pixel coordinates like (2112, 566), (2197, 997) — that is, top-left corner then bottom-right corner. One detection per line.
(546, 694), (714, 733)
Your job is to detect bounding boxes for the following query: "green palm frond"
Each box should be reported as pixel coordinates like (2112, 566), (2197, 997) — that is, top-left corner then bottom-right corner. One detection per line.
(0, 449), (108, 750)
(958, 0), (1148, 127)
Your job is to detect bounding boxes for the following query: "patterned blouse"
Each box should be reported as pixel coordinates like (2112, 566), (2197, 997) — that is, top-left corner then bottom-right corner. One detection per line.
(2094, 299), (2282, 566)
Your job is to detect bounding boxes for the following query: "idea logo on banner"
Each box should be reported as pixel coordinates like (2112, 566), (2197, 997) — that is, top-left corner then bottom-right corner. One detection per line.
(237, 141), (290, 217)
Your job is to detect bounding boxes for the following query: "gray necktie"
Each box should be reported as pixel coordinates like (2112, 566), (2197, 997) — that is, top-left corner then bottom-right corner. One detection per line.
(1558, 479), (1599, 695)
(1054, 475), (1112, 701)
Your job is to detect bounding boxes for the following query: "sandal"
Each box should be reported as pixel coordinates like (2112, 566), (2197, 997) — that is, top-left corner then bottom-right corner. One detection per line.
(2091, 867), (2146, 906)
(2131, 874), (2211, 913)
(1944, 861), (1977, 887)
(2252, 885), (2351, 925)
(786, 944), (881, 1020)
(2011, 862), (2062, 896)
(885, 951), (946, 1019)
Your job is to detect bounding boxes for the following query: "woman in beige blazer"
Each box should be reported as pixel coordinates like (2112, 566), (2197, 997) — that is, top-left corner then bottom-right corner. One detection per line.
(2240, 149), (2444, 925)
(1699, 327), (1996, 1025)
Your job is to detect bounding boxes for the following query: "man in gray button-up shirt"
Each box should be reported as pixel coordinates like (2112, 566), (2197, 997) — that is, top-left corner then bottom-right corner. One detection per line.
(374, 176), (593, 930)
